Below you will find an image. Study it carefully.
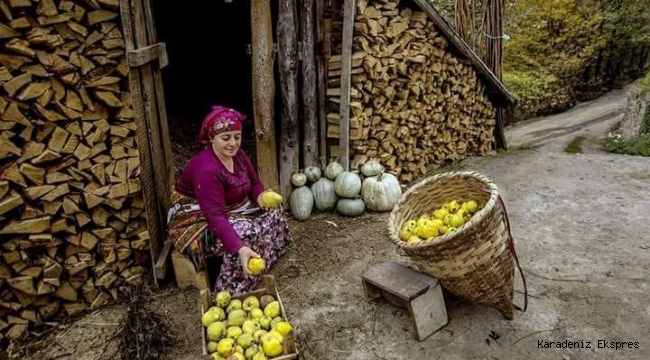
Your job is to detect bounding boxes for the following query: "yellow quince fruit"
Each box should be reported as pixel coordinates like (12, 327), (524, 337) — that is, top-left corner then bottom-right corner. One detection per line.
(416, 219), (438, 239)
(433, 208), (449, 220)
(217, 338), (236, 357)
(261, 190), (283, 209)
(247, 258), (266, 276)
(399, 220), (417, 241)
(261, 333), (283, 357)
(274, 322), (293, 336)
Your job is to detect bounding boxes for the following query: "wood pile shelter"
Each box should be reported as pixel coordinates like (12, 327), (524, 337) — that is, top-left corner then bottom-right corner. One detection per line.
(0, 0), (515, 341)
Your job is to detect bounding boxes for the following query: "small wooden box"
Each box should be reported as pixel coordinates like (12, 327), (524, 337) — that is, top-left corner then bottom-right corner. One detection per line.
(200, 275), (299, 359)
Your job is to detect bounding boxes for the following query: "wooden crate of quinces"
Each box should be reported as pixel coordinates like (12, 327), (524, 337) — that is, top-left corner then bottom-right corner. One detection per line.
(199, 275), (299, 359)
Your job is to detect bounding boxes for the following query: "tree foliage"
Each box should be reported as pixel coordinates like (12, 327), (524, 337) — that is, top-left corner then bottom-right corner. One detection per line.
(432, 0), (650, 121)
(504, 0), (650, 120)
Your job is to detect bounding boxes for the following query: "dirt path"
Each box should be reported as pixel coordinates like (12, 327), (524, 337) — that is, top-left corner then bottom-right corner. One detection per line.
(505, 83), (637, 149)
(9, 92), (650, 360)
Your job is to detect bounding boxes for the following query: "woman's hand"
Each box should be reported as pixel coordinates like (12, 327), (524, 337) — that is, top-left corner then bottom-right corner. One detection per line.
(238, 246), (261, 275)
(256, 193), (268, 211)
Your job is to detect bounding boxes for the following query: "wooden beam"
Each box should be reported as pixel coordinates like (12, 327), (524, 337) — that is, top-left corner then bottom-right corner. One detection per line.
(301, 0), (318, 167)
(277, 0), (300, 203)
(143, 0), (175, 195)
(119, 0), (162, 287)
(127, 43), (168, 68)
(251, 0), (279, 191)
(338, 0), (355, 171)
(411, 0), (517, 107)
(322, 18), (332, 161)
(154, 237), (172, 280)
(316, 0), (327, 165)
(494, 108), (507, 150)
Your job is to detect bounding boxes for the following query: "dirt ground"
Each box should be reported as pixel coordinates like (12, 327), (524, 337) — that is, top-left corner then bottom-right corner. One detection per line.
(7, 103), (650, 360)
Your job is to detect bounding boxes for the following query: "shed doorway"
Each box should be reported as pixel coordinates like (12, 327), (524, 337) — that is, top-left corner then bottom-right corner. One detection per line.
(153, 0), (258, 171)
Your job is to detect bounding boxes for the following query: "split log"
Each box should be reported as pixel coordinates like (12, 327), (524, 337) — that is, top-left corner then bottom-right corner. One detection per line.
(0, 0), (150, 339)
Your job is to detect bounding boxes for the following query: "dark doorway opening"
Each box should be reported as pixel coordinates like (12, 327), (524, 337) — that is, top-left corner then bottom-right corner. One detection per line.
(153, 1), (257, 171)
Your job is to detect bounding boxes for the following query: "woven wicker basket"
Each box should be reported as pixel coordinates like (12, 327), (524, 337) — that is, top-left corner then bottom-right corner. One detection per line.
(387, 171), (517, 319)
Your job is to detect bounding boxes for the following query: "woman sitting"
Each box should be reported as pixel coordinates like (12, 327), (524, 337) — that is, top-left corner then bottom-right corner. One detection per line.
(168, 105), (293, 294)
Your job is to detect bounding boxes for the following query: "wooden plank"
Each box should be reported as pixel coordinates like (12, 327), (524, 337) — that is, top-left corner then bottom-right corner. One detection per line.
(119, 0), (161, 287)
(316, 0), (327, 163)
(143, 0), (173, 208)
(338, 0), (355, 170)
(322, 18), (332, 160)
(132, 0), (166, 273)
(301, 0), (318, 167)
(126, 42), (168, 68)
(171, 250), (209, 291)
(408, 285), (448, 341)
(251, 0), (279, 191)
(154, 237), (171, 280)
(361, 261), (439, 301)
(495, 108), (507, 150)
(277, 0), (300, 203)
(410, 0), (516, 107)
(327, 124), (363, 140)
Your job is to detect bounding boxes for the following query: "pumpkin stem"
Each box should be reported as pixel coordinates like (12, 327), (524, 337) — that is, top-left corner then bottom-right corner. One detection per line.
(377, 170), (384, 181)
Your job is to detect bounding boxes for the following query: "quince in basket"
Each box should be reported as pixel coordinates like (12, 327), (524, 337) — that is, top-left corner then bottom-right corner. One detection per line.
(400, 200), (482, 243)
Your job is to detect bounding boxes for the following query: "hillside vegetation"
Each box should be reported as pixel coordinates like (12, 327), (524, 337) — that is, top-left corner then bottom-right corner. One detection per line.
(432, 0), (650, 122)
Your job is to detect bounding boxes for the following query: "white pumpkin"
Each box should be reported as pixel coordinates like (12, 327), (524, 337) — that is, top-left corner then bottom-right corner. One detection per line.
(324, 160), (344, 180)
(291, 171), (307, 187)
(290, 186), (313, 221)
(304, 166), (322, 182)
(337, 198), (365, 217)
(334, 171), (362, 198)
(361, 172), (402, 212)
(360, 159), (383, 177)
(311, 177), (338, 211)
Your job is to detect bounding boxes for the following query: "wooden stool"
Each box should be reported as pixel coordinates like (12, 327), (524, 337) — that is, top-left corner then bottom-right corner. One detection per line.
(362, 261), (448, 341)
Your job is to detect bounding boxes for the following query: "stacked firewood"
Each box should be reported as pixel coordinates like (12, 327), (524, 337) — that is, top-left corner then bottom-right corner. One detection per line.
(327, 0), (496, 183)
(0, 0), (149, 341)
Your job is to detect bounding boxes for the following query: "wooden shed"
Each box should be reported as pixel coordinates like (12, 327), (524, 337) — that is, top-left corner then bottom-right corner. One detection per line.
(0, 0), (515, 341)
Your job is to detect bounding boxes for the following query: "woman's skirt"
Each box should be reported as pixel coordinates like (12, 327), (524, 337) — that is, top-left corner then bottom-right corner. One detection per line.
(167, 193), (293, 294)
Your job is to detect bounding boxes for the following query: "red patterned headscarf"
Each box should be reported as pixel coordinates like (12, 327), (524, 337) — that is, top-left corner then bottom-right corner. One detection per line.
(199, 105), (247, 145)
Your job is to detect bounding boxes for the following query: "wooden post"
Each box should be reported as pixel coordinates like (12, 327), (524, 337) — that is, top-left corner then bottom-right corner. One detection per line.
(338, 0), (355, 170)
(316, 0), (327, 164)
(485, 0), (507, 150)
(301, 0), (319, 167)
(143, 0), (175, 188)
(278, 0), (300, 202)
(251, 0), (280, 190)
(322, 18), (332, 161)
(119, 0), (163, 286)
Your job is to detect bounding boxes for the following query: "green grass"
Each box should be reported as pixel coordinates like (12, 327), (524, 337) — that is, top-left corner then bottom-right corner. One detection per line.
(605, 134), (650, 156)
(604, 102), (650, 157)
(564, 136), (586, 154)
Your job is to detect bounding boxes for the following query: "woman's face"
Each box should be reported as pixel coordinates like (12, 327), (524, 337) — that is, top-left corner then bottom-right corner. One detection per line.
(211, 130), (241, 158)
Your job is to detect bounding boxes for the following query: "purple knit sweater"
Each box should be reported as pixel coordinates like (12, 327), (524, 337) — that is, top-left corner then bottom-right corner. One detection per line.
(175, 147), (265, 255)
